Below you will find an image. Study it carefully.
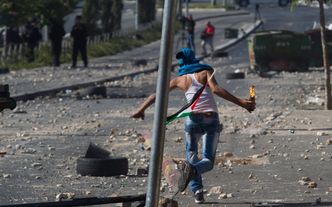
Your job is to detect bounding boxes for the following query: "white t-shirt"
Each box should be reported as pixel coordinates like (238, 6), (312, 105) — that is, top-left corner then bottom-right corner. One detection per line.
(185, 73), (218, 113)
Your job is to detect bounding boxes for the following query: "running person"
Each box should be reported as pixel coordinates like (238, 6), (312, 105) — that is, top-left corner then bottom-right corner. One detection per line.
(131, 48), (255, 203)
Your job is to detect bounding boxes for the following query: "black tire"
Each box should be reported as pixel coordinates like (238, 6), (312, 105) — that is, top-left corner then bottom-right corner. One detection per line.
(278, 0), (289, 7)
(77, 157), (128, 177)
(225, 72), (245, 79)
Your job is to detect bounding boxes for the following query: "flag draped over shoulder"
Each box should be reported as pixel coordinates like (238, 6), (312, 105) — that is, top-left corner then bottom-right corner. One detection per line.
(166, 48), (215, 124)
(166, 83), (206, 124)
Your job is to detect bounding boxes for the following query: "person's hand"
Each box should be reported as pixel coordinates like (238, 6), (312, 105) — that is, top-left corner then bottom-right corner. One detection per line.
(131, 110), (145, 120)
(241, 99), (256, 113)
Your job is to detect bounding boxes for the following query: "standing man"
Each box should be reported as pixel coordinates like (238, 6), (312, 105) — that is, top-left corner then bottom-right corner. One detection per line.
(23, 19), (42, 62)
(254, 3), (261, 21)
(70, 15), (88, 68)
(49, 19), (65, 67)
(184, 15), (196, 52)
(201, 22), (215, 56)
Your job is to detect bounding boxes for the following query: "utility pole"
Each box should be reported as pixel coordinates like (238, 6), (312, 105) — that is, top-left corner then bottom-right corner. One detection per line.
(318, 0), (332, 109)
(135, 0), (140, 30)
(211, 0), (217, 6)
(145, 0), (177, 206)
(185, 0), (189, 16)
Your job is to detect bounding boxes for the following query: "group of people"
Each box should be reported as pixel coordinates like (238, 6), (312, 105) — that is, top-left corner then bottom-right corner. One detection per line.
(49, 15), (88, 68)
(181, 14), (215, 56)
(3, 15), (88, 68)
(3, 19), (41, 62)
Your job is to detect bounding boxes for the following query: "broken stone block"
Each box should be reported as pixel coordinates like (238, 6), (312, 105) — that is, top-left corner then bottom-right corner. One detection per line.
(326, 139), (332, 145)
(308, 181), (317, 188)
(0, 150), (6, 157)
(55, 192), (75, 201)
(31, 162), (42, 167)
(136, 168), (148, 176)
(159, 196), (178, 207)
(223, 152), (233, 157)
(209, 186), (223, 195)
(218, 193), (227, 199)
(317, 132), (327, 136)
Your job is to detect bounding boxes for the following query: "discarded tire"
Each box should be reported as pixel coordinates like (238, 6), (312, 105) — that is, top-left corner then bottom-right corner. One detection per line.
(225, 72), (245, 79)
(85, 142), (110, 158)
(77, 157), (128, 177)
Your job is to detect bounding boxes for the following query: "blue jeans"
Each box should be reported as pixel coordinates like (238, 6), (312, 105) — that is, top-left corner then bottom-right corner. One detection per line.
(186, 33), (195, 52)
(184, 112), (222, 193)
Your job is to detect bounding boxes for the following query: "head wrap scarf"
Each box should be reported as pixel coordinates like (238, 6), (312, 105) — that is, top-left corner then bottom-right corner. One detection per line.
(176, 48), (213, 76)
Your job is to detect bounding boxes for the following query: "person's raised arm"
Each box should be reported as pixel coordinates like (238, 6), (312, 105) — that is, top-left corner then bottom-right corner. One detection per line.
(207, 71), (255, 113)
(131, 77), (180, 120)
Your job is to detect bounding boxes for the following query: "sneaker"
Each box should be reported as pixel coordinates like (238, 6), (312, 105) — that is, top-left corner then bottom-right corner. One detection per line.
(194, 189), (205, 204)
(177, 161), (195, 192)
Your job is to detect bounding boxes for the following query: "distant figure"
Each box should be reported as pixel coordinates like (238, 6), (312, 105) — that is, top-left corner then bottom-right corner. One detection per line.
(70, 15), (88, 68)
(49, 19), (65, 67)
(184, 15), (196, 52)
(23, 19), (42, 62)
(255, 3), (261, 21)
(5, 27), (21, 59)
(201, 22), (215, 56)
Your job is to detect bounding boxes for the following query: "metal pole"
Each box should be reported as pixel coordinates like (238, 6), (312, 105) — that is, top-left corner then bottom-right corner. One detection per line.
(135, 0), (139, 30)
(178, 0), (183, 18)
(145, 0), (177, 206)
(185, 0), (189, 16)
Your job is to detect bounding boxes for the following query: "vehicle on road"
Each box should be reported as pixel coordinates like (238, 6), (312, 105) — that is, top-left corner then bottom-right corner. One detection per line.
(235, 0), (291, 8)
(248, 30), (312, 73)
(248, 29), (332, 73)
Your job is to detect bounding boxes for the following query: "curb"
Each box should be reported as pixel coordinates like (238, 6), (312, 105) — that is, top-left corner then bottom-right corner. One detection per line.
(13, 17), (261, 102)
(194, 10), (250, 21)
(215, 19), (263, 52)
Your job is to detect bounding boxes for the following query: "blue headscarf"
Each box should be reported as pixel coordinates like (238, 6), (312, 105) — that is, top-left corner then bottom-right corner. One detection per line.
(176, 48), (213, 76)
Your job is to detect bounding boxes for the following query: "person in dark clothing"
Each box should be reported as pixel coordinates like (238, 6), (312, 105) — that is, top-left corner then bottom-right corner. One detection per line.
(70, 15), (88, 68)
(5, 27), (21, 59)
(184, 15), (196, 52)
(49, 19), (65, 67)
(24, 20), (42, 62)
(254, 3), (261, 21)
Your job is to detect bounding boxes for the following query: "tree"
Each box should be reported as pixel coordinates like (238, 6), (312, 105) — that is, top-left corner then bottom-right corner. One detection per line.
(82, 0), (100, 35)
(138, 0), (156, 24)
(100, 0), (113, 33)
(292, 0), (332, 109)
(83, 0), (123, 35)
(0, 0), (77, 27)
(111, 0), (124, 31)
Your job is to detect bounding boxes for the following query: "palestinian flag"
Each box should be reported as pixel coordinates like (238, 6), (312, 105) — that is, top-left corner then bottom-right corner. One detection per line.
(166, 83), (206, 124)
